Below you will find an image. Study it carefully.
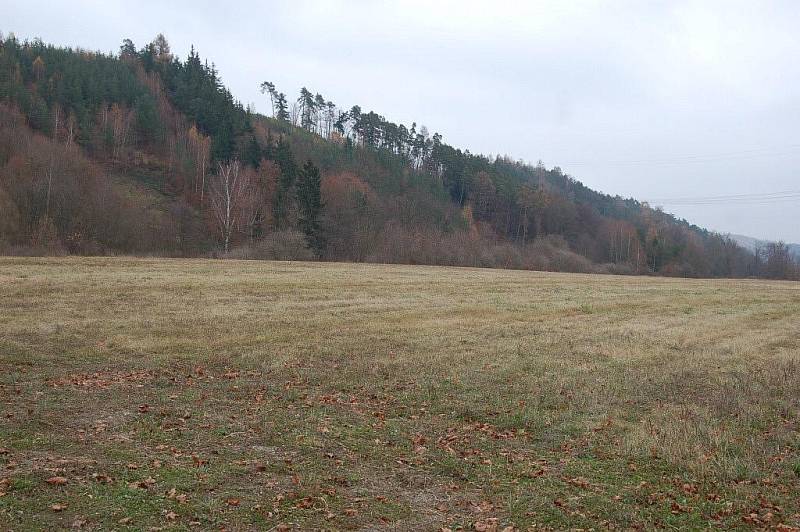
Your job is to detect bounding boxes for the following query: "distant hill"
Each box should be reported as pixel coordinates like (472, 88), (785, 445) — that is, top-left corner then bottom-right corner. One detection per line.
(0, 33), (796, 279)
(729, 234), (800, 259)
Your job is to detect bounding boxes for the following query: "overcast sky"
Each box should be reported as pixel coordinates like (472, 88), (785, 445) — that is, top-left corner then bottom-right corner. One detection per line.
(5, 0), (800, 241)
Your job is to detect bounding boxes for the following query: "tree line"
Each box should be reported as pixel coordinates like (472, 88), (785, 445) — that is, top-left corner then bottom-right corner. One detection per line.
(0, 33), (324, 256)
(258, 77), (798, 279)
(0, 32), (797, 279)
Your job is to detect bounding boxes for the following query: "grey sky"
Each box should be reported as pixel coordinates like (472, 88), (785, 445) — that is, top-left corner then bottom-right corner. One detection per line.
(4, 0), (799, 241)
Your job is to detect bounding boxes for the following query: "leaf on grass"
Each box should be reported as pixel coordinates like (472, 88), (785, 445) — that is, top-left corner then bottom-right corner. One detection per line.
(128, 477), (155, 490)
(671, 501), (688, 514)
(473, 518), (499, 531)
(567, 477), (590, 489)
(295, 497), (313, 509)
(50, 503), (67, 511)
(226, 498), (240, 506)
(46, 476), (68, 485)
(681, 483), (698, 495)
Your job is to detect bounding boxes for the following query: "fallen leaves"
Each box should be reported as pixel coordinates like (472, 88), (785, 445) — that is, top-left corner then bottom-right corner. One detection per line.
(127, 477), (156, 490)
(92, 472), (113, 484)
(741, 498), (786, 526)
(291, 497), (313, 509)
(45, 476), (68, 486)
(567, 476), (591, 489)
(470, 500), (495, 514)
(472, 518), (514, 531)
(166, 487), (188, 503)
(671, 501), (689, 514)
(50, 503), (67, 512)
(47, 370), (155, 390)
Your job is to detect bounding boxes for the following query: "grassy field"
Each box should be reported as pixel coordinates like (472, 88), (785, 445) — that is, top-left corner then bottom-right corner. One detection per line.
(1, 257), (799, 530)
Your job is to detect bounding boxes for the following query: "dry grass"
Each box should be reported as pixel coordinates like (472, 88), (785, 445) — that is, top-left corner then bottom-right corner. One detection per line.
(1, 257), (799, 530)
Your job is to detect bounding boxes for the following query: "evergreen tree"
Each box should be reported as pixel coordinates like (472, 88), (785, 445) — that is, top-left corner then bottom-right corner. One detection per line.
(298, 87), (315, 130)
(297, 159), (324, 254)
(273, 137), (297, 228)
(134, 93), (161, 145)
(243, 135), (262, 168)
(119, 39), (137, 59)
(259, 81), (276, 116)
(275, 92), (289, 122)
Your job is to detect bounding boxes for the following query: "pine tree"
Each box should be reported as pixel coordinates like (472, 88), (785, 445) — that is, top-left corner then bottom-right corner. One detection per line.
(259, 81), (276, 117)
(275, 92), (289, 122)
(298, 88), (315, 130)
(119, 39), (137, 59)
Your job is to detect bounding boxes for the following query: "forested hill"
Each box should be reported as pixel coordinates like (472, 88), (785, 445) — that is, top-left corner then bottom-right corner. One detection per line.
(0, 33), (797, 279)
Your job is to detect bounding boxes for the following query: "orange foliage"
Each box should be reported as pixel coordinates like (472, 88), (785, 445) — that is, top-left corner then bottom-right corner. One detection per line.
(322, 172), (377, 205)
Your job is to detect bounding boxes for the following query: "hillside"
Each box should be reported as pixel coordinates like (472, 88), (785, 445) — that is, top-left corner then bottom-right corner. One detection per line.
(0, 33), (796, 279)
(730, 234), (800, 260)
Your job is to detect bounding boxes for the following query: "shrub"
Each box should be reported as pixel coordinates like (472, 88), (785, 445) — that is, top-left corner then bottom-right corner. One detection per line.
(227, 230), (315, 261)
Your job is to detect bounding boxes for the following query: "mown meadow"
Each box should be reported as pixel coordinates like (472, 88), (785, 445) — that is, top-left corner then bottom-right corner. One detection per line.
(1, 257), (799, 530)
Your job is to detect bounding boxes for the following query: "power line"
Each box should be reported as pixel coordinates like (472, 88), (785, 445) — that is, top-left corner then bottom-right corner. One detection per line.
(561, 143), (800, 167)
(647, 190), (800, 206)
(648, 190), (800, 201)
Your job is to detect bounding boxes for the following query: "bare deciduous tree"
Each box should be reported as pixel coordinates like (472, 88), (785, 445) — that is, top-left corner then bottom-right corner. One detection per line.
(209, 160), (249, 254)
(187, 125), (211, 203)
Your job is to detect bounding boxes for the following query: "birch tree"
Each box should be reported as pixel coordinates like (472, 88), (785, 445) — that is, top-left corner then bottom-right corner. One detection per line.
(209, 160), (249, 253)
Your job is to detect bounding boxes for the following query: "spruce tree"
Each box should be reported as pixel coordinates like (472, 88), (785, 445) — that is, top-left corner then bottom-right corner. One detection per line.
(297, 160), (323, 254)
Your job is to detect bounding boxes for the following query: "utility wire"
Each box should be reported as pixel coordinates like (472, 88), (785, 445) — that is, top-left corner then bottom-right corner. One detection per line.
(647, 190), (800, 206)
(562, 144), (800, 167)
(648, 190), (800, 201)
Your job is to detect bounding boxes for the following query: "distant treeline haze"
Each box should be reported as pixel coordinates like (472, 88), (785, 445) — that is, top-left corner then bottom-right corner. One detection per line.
(0, 33), (796, 279)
